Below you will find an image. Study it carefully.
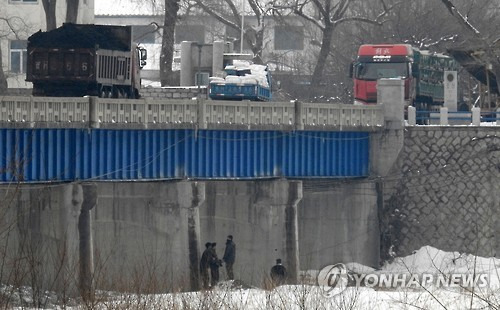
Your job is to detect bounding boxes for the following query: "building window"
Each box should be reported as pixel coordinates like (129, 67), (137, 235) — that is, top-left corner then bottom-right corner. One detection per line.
(175, 25), (205, 44)
(10, 40), (28, 74)
(132, 25), (157, 44)
(274, 26), (304, 50)
(9, 0), (38, 3)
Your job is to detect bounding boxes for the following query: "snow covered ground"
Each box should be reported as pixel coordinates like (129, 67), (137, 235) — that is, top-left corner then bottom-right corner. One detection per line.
(6, 246), (500, 309)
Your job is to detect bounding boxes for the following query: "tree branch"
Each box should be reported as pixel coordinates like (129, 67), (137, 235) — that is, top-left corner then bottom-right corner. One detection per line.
(194, 0), (241, 30)
(310, 0), (328, 19)
(439, 0), (481, 36)
(293, 8), (325, 30)
(224, 0), (242, 24)
(248, 0), (261, 23)
(334, 16), (383, 27)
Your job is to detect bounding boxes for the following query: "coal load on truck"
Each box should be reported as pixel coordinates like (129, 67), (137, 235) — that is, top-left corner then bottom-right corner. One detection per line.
(26, 23), (146, 98)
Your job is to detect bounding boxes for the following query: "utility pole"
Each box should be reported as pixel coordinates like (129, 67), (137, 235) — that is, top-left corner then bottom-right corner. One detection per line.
(240, 0), (245, 52)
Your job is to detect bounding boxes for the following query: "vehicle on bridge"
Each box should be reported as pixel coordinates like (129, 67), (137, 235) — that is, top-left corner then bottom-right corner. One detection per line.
(209, 60), (272, 101)
(26, 23), (147, 98)
(350, 44), (458, 111)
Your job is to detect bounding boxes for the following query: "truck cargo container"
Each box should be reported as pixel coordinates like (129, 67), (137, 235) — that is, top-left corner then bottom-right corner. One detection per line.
(26, 23), (147, 98)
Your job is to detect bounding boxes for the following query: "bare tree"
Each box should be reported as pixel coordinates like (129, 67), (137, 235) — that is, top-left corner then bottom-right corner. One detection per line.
(290, 0), (395, 89)
(66, 0), (80, 24)
(127, 0), (182, 86)
(193, 0), (279, 64)
(437, 0), (500, 95)
(160, 0), (181, 86)
(0, 45), (6, 95)
(347, 1), (457, 48)
(0, 17), (13, 94)
(41, 0), (57, 31)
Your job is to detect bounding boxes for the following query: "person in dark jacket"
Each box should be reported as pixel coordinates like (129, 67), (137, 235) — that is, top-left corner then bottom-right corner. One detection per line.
(222, 235), (236, 280)
(270, 258), (287, 286)
(200, 242), (212, 289)
(209, 242), (222, 287)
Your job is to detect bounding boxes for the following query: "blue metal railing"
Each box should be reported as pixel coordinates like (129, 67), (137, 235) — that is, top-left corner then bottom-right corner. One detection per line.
(415, 109), (499, 124)
(480, 111), (500, 122)
(448, 111), (473, 121)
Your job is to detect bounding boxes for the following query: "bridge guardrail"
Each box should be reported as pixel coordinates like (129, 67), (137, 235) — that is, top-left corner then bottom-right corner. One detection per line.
(205, 100), (296, 126)
(0, 96), (89, 123)
(408, 106), (500, 126)
(1, 96), (384, 130)
(301, 103), (383, 127)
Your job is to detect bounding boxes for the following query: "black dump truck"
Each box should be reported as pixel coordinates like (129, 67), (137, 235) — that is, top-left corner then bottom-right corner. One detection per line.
(26, 23), (147, 98)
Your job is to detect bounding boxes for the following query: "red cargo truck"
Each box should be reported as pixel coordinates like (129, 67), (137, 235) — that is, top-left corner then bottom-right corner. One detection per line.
(350, 44), (414, 106)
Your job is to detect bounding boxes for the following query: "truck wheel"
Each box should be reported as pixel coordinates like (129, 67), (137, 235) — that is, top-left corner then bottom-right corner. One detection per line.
(100, 87), (112, 98)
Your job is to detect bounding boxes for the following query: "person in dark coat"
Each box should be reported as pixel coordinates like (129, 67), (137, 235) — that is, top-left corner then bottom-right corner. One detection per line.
(270, 258), (287, 286)
(200, 242), (212, 289)
(209, 242), (222, 287)
(222, 235), (236, 280)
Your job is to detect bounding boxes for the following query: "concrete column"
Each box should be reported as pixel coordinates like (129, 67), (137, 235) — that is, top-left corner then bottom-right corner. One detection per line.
(496, 108), (500, 126)
(372, 79), (405, 178)
(294, 100), (304, 130)
(212, 41), (224, 78)
(180, 41), (193, 86)
(144, 98), (151, 129)
(60, 183), (84, 295)
(179, 181), (205, 291)
(444, 71), (458, 111)
(78, 183), (97, 301)
(197, 98), (207, 129)
(370, 128), (404, 177)
(440, 107), (449, 125)
(472, 107), (480, 126)
(407, 106), (416, 126)
(377, 79), (404, 129)
(285, 181), (302, 284)
(89, 96), (99, 128)
(29, 95), (35, 126)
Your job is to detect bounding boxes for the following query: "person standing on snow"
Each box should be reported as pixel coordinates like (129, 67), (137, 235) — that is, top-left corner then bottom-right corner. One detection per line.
(270, 258), (287, 286)
(209, 242), (222, 287)
(200, 242), (212, 289)
(223, 235), (236, 280)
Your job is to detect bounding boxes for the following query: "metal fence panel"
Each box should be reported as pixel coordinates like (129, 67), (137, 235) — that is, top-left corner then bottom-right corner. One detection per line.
(185, 130), (281, 178)
(0, 128), (79, 182)
(0, 128), (370, 182)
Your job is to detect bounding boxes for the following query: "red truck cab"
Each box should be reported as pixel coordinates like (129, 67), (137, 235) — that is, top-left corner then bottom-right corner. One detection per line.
(351, 44), (414, 105)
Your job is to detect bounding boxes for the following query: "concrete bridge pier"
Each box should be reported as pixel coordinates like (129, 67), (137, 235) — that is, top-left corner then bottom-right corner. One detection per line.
(285, 181), (302, 284)
(371, 78), (405, 177)
(78, 183), (97, 301)
(199, 180), (303, 286)
(178, 182), (205, 291)
(372, 79), (406, 262)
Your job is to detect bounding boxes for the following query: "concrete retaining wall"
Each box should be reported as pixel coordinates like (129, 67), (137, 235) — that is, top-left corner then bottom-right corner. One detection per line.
(299, 180), (379, 270)
(381, 127), (500, 260)
(0, 179), (379, 293)
(0, 184), (81, 296)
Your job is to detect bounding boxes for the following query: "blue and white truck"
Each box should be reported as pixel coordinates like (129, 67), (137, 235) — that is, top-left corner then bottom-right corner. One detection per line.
(209, 61), (272, 101)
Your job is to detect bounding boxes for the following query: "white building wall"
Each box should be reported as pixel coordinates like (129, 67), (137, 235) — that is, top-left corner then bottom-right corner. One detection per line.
(95, 13), (321, 84)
